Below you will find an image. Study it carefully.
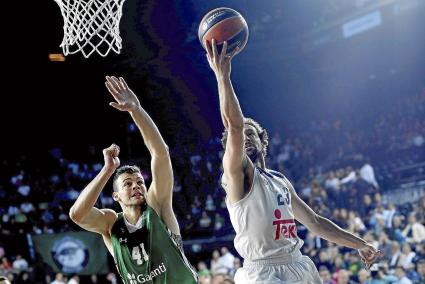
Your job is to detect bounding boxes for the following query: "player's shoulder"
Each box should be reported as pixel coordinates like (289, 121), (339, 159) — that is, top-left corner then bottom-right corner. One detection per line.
(100, 208), (119, 231)
(264, 168), (294, 189)
(257, 167), (286, 180)
(267, 169), (286, 179)
(101, 208), (118, 218)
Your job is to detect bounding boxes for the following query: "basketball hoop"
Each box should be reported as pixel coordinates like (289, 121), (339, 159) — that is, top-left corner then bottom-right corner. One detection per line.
(54, 0), (126, 58)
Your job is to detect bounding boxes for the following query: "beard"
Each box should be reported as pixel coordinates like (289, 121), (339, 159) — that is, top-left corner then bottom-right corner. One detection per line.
(246, 147), (261, 163)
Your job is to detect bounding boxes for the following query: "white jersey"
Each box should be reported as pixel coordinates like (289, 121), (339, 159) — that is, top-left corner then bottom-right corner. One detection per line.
(222, 167), (303, 261)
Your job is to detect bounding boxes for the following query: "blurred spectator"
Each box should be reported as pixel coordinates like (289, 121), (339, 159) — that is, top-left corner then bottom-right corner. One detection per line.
(214, 213), (225, 231)
(89, 274), (98, 284)
(12, 255), (28, 271)
(219, 247), (235, 273)
(394, 266), (413, 284)
(210, 250), (227, 275)
(17, 272), (31, 284)
(319, 265), (336, 284)
(106, 273), (118, 284)
(51, 273), (66, 284)
(398, 243), (415, 270)
(391, 216), (407, 244)
(416, 259), (425, 283)
(357, 269), (370, 284)
(222, 277), (235, 284)
(389, 242), (402, 269)
(229, 257), (241, 278)
(211, 273), (226, 284)
(360, 162), (379, 189)
(198, 270), (212, 284)
(199, 211), (212, 228)
(402, 212), (425, 243)
(205, 195), (216, 212)
(67, 275), (79, 284)
(337, 269), (356, 284)
(0, 258), (12, 271)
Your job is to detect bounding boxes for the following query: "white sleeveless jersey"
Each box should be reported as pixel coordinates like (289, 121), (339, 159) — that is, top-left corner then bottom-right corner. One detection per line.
(222, 167), (303, 261)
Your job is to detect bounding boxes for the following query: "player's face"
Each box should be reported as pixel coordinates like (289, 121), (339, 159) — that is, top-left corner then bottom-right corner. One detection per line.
(243, 124), (263, 159)
(114, 173), (147, 206)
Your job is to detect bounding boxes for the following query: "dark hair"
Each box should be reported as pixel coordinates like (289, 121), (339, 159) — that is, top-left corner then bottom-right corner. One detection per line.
(221, 117), (269, 155)
(112, 165), (141, 192)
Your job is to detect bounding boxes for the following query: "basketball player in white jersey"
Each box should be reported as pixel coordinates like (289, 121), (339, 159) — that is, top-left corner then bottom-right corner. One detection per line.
(205, 39), (382, 283)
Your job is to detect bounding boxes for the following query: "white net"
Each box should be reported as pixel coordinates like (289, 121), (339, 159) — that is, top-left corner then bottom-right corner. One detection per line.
(54, 0), (126, 58)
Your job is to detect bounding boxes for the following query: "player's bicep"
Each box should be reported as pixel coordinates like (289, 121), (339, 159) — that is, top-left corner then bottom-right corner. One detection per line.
(286, 179), (319, 230)
(223, 125), (245, 174)
(76, 208), (117, 235)
(149, 152), (173, 205)
(222, 154), (255, 204)
(159, 203), (180, 235)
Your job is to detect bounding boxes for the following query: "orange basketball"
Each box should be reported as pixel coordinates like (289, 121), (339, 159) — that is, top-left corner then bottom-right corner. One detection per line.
(198, 7), (249, 56)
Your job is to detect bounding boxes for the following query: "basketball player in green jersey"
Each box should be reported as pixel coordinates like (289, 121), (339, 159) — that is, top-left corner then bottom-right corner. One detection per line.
(69, 76), (198, 284)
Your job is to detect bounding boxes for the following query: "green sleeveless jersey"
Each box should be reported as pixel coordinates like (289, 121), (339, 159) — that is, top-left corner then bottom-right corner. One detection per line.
(111, 205), (198, 284)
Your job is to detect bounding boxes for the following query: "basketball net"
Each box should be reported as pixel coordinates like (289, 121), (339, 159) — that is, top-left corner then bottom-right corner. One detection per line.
(54, 0), (126, 58)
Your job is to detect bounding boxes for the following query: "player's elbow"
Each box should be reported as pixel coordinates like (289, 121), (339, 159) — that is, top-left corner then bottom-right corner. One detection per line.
(69, 206), (83, 224)
(227, 121), (244, 134)
(224, 113), (244, 130)
(151, 144), (170, 158)
(306, 213), (322, 234)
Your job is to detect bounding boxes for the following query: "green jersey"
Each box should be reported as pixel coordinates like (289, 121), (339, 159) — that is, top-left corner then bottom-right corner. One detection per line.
(111, 205), (198, 284)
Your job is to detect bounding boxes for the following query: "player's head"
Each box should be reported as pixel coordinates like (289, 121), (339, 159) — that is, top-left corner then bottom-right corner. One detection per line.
(221, 117), (269, 161)
(112, 165), (147, 207)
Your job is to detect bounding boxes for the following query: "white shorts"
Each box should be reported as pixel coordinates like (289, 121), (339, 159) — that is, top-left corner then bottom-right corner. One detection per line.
(234, 250), (322, 284)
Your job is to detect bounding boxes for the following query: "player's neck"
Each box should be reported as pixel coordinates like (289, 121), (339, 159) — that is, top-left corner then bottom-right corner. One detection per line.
(254, 156), (266, 169)
(123, 206), (143, 225)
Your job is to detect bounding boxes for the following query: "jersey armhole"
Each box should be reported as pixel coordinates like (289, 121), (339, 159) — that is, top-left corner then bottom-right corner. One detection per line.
(226, 167), (259, 208)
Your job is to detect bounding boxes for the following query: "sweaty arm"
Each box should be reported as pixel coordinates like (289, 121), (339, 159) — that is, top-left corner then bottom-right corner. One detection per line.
(130, 103), (173, 207)
(69, 145), (119, 238)
(105, 76), (177, 233)
(206, 40), (253, 204)
(287, 178), (367, 249)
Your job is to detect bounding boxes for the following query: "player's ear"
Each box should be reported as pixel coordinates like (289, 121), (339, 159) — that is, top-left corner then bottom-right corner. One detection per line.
(112, 191), (120, 201)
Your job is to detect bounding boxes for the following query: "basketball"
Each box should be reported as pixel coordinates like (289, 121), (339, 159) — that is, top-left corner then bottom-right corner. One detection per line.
(198, 7), (249, 56)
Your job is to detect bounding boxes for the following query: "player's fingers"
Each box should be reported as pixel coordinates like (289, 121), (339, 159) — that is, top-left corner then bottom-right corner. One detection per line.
(110, 76), (122, 91)
(105, 81), (118, 94)
(119, 77), (129, 90)
(106, 76), (120, 91)
(105, 82), (122, 102)
(113, 144), (120, 156)
(220, 41), (228, 63)
(103, 144), (115, 154)
(212, 38), (218, 61)
(109, 102), (126, 111)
